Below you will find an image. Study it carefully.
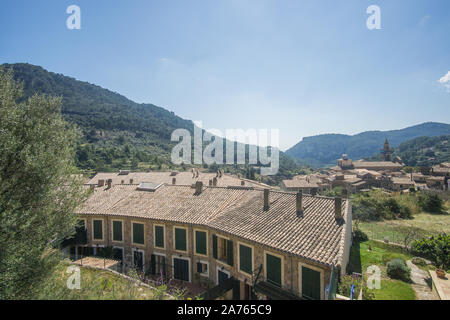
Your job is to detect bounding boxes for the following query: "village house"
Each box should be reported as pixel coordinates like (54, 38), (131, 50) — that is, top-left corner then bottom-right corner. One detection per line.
(68, 179), (352, 300)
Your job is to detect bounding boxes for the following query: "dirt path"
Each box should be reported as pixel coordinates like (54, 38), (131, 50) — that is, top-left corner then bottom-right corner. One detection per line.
(406, 260), (438, 300)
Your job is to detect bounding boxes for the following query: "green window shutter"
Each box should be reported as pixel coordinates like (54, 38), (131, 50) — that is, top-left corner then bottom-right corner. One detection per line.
(302, 266), (321, 300)
(266, 254), (282, 287)
(239, 244), (252, 274)
(112, 221), (122, 241)
(195, 231), (207, 255)
(175, 228), (187, 251)
(212, 235), (218, 259)
(226, 239), (234, 266)
(155, 226), (164, 248)
(133, 223), (144, 244)
(93, 220), (103, 240)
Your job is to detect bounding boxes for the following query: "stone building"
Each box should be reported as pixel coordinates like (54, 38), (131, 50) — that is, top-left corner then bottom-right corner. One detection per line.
(69, 181), (352, 300)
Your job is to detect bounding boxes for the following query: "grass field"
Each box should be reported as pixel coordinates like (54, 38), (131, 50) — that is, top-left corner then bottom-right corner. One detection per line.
(34, 261), (168, 300)
(359, 211), (450, 245)
(347, 240), (416, 300)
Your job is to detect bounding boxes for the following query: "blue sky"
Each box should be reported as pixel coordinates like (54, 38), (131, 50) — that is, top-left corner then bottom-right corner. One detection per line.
(1, 0), (449, 150)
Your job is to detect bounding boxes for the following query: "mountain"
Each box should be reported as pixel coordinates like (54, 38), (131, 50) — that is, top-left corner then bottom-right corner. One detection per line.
(393, 135), (450, 167)
(285, 122), (450, 167)
(2, 63), (304, 184)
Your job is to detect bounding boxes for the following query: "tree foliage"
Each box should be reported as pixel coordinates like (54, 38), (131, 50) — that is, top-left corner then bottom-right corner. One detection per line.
(0, 68), (87, 299)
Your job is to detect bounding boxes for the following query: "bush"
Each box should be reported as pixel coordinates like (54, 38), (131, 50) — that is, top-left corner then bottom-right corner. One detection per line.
(387, 258), (411, 282)
(418, 193), (444, 213)
(353, 229), (368, 242)
(411, 233), (450, 269)
(337, 275), (375, 300)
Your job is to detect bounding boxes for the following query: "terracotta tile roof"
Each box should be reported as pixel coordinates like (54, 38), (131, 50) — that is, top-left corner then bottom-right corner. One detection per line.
(86, 171), (270, 189)
(77, 184), (350, 267)
(391, 177), (414, 185)
(281, 179), (319, 188)
(353, 161), (403, 169)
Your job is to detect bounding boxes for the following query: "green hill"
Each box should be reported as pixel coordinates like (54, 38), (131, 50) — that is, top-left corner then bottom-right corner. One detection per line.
(285, 123), (450, 167)
(393, 135), (450, 167)
(2, 63), (303, 184)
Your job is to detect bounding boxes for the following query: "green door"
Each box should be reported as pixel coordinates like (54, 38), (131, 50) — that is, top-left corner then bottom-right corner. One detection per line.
(218, 270), (229, 285)
(302, 266), (321, 300)
(173, 258), (189, 282)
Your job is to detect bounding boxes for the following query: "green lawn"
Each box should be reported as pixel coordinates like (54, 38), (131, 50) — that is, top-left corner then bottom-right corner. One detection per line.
(347, 240), (416, 300)
(33, 261), (168, 300)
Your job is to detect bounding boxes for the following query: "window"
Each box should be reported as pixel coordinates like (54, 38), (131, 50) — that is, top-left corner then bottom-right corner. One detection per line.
(195, 230), (207, 256)
(239, 244), (253, 275)
(174, 227), (187, 252)
(266, 253), (282, 287)
(301, 266), (321, 300)
(196, 261), (208, 276)
(93, 219), (103, 240)
(213, 235), (233, 266)
(154, 225), (164, 248)
(112, 220), (123, 242)
(132, 222), (144, 245)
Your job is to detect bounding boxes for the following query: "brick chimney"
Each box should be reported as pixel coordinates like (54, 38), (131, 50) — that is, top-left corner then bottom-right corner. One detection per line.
(107, 179), (112, 189)
(296, 191), (303, 215)
(209, 179), (212, 186)
(98, 179), (105, 187)
(172, 177), (176, 185)
(195, 181), (203, 194)
(241, 180), (245, 186)
(335, 197), (342, 220)
(130, 179), (134, 184)
(213, 177), (217, 187)
(263, 189), (269, 211)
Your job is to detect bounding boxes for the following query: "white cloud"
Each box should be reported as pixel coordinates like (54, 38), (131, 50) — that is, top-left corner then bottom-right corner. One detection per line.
(418, 15), (431, 27)
(439, 71), (450, 92)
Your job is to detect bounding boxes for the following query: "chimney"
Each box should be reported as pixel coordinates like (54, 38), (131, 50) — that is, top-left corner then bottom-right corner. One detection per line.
(90, 184), (95, 191)
(98, 179), (105, 187)
(130, 179), (134, 184)
(241, 180), (245, 186)
(121, 180), (124, 184)
(195, 181), (203, 194)
(263, 189), (269, 211)
(213, 177), (217, 186)
(107, 179), (112, 189)
(335, 197), (342, 220)
(209, 179), (212, 186)
(296, 191), (303, 215)
(172, 177), (176, 185)
(410, 172), (413, 181)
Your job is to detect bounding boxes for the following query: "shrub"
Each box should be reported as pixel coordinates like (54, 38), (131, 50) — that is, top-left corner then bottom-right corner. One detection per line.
(418, 193), (444, 213)
(387, 258), (411, 282)
(411, 234), (450, 269)
(411, 257), (428, 267)
(353, 229), (368, 242)
(337, 275), (375, 300)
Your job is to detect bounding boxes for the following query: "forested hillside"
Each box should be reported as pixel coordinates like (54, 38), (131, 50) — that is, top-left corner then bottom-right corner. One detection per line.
(3, 63), (304, 184)
(286, 123), (450, 167)
(394, 135), (450, 167)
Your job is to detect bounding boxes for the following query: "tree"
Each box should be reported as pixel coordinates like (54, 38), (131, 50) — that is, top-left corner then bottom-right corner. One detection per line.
(0, 68), (87, 299)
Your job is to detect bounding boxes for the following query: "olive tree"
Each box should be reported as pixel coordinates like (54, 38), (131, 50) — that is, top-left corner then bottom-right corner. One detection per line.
(0, 68), (87, 299)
